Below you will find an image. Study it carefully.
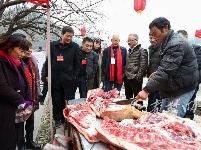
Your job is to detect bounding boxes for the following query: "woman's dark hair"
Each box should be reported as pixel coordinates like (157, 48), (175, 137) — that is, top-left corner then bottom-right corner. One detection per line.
(27, 39), (32, 48)
(0, 33), (29, 52)
(149, 17), (171, 30)
(92, 37), (102, 53)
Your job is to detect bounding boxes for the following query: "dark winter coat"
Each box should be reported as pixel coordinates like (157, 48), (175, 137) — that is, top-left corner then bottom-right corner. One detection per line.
(147, 43), (161, 77)
(0, 56), (32, 150)
(45, 39), (80, 88)
(79, 48), (98, 80)
(102, 46), (127, 80)
(192, 44), (201, 70)
(41, 61), (46, 83)
(125, 44), (148, 81)
(144, 30), (199, 98)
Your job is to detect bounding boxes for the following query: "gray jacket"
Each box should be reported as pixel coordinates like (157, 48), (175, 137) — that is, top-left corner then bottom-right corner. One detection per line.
(147, 43), (161, 77)
(144, 30), (199, 98)
(79, 48), (98, 80)
(125, 44), (148, 81)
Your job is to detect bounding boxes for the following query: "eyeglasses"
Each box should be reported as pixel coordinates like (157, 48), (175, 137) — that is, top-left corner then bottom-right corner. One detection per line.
(126, 39), (137, 43)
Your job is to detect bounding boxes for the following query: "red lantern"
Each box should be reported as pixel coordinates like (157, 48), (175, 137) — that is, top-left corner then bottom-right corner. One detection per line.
(134, 0), (146, 14)
(195, 30), (201, 38)
(81, 27), (86, 37)
(26, 0), (49, 6)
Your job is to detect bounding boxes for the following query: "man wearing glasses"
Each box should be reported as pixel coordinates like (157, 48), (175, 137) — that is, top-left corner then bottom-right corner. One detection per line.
(124, 34), (148, 106)
(135, 17), (199, 118)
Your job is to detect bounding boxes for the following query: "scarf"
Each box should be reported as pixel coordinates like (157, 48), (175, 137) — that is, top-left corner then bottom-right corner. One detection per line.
(0, 50), (21, 67)
(24, 58), (37, 102)
(110, 44), (122, 84)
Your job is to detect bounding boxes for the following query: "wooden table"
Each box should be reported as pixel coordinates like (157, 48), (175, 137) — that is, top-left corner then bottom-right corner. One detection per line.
(66, 98), (111, 150)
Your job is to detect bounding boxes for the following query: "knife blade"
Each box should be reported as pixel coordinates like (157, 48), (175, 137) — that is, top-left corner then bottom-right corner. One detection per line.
(114, 98), (136, 105)
(114, 98), (147, 111)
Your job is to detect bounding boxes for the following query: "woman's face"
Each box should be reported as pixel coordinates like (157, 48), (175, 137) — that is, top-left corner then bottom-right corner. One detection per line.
(93, 41), (101, 50)
(24, 47), (32, 58)
(9, 47), (25, 61)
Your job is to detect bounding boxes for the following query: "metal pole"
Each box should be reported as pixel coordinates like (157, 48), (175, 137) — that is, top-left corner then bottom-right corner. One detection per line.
(46, 1), (53, 143)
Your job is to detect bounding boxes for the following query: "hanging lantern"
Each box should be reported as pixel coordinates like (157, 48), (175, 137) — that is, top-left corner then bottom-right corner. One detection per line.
(26, 0), (49, 6)
(134, 0), (146, 14)
(195, 30), (201, 38)
(81, 27), (86, 38)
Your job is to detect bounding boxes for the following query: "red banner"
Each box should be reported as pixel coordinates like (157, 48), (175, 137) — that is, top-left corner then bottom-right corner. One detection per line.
(195, 30), (201, 38)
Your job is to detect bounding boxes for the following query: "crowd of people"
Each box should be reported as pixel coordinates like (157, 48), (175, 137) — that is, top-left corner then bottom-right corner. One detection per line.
(0, 16), (201, 150)
(45, 17), (201, 130)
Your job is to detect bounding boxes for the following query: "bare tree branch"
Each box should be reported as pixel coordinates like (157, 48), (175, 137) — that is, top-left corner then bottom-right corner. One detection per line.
(0, 0), (108, 42)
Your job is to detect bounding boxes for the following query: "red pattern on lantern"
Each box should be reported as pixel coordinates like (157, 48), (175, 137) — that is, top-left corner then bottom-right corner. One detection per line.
(81, 27), (86, 37)
(195, 30), (201, 38)
(134, 0), (146, 14)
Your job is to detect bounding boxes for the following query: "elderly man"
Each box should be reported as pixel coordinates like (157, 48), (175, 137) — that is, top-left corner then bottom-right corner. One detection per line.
(101, 35), (127, 92)
(124, 34), (148, 106)
(136, 17), (199, 118)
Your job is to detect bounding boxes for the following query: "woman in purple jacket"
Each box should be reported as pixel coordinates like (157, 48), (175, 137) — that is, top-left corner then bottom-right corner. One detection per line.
(0, 33), (32, 150)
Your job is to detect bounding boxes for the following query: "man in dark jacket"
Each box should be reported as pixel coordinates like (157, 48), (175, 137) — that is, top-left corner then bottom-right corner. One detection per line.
(124, 33), (148, 106)
(102, 34), (127, 92)
(146, 36), (162, 113)
(71, 37), (98, 98)
(136, 17), (199, 118)
(177, 30), (201, 120)
(45, 26), (80, 127)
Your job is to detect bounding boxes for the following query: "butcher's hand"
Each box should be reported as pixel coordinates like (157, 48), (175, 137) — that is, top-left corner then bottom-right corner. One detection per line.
(148, 72), (156, 81)
(135, 90), (149, 100)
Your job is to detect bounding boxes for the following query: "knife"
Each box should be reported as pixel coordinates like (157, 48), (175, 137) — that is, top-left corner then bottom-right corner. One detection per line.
(114, 98), (136, 105)
(114, 98), (147, 111)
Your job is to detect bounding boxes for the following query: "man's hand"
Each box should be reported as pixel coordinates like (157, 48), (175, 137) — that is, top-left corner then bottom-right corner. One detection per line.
(135, 90), (149, 100)
(46, 77), (48, 82)
(148, 72), (156, 81)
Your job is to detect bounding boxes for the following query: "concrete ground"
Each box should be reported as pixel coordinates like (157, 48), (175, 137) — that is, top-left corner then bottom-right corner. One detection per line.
(33, 78), (201, 141)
